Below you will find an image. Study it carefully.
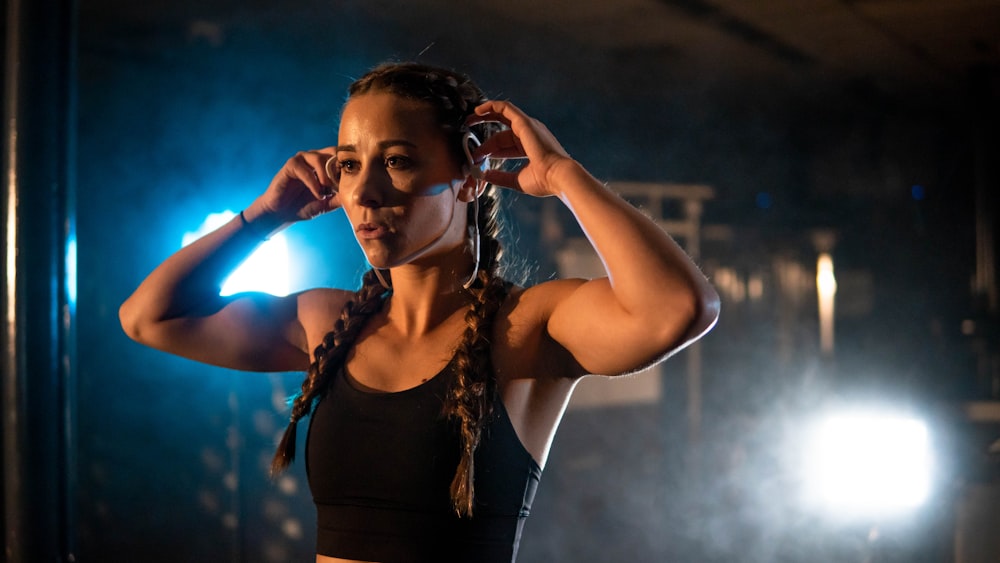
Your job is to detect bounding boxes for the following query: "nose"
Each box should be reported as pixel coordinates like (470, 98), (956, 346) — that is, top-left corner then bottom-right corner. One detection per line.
(349, 162), (390, 208)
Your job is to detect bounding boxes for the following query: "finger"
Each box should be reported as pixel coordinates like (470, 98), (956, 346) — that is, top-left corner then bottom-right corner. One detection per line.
(300, 192), (340, 219)
(476, 130), (525, 161)
(303, 150), (338, 196)
(321, 155), (341, 193)
(468, 100), (528, 128)
(469, 101), (561, 161)
(309, 155), (339, 196)
(481, 169), (522, 192)
(288, 153), (331, 200)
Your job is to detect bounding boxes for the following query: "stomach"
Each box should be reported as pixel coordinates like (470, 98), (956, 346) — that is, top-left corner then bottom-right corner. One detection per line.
(317, 556), (379, 563)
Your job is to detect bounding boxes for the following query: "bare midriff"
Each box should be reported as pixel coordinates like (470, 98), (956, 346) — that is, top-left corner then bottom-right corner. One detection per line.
(316, 555), (379, 563)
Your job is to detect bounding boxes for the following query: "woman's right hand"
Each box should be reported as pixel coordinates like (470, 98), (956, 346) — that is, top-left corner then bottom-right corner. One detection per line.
(243, 148), (341, 230)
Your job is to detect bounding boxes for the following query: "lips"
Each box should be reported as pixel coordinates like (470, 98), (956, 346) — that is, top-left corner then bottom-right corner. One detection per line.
(356, 222), (389, 239)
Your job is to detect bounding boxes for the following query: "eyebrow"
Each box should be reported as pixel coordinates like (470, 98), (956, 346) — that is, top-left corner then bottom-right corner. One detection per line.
(335, 139), (418, 153)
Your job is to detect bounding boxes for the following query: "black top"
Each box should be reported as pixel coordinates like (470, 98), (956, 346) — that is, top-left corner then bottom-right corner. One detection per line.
(305, 357), (542, 563)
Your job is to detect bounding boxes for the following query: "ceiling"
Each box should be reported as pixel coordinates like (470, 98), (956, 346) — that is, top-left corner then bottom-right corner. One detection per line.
(82, 0), (1000, 103)
(415, 0), (1000, 100)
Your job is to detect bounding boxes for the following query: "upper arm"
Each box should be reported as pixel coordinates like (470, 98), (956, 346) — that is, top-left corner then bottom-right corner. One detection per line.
(539, 276), (716, 377)
(120, 288), (349, 373)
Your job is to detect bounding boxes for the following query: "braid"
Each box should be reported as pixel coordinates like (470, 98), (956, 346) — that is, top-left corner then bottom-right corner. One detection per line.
(445, 185), (507, 517)
(348, 62), (502, 162)
(269, 269), (389, 477)
(325, 62), (510, 515)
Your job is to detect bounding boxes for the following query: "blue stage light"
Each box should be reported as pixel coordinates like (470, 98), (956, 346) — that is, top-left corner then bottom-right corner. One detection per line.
(182, 210), (291, 296)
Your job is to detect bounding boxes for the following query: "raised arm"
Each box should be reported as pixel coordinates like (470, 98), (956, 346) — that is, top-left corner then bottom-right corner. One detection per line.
(469, 101), (719, 377)
(119, 148), (344, 372)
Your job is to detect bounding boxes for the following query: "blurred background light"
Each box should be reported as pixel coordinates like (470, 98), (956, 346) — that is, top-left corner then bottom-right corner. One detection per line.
(816, 252), (837, 355)
(802, 411), (933, 519)
(67, 235), (77, 305)
(182, 210), (292, 296)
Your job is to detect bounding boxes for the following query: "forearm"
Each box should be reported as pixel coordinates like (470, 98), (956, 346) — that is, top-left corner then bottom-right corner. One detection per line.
(554, 161), (718, 331)
(119, 212), (267, 339)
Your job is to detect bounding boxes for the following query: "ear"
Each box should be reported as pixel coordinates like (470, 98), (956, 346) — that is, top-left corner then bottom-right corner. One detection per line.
(456, 176), (481, 203)
(460, 130), (488, 185)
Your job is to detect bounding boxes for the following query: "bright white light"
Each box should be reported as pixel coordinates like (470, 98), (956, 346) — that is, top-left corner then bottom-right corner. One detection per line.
(816, 253), (837, 355)
(183, 210), (291, 296)
(816, 253), (837, 297)
(803, 412), (932, 518)
(66, 235), (77, 305)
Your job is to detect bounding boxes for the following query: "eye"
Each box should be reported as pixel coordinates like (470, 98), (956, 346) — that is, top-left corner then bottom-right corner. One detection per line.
(385, 155), (413, 169)
(336, 159), (359, 174)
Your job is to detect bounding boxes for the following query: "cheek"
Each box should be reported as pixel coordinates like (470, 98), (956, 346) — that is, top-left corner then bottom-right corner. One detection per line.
(397, 196), (461, 248)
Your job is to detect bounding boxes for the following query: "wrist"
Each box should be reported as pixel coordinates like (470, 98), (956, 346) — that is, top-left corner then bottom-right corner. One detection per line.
(549, 159), (603, 201)
(238, 205), (289, 240)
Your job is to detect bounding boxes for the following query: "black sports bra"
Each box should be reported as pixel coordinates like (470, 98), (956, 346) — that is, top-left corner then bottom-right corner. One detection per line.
(305, 358), (542, 562)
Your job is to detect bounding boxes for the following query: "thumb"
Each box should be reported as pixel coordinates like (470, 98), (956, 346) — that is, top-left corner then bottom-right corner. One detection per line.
(301, 195), (340, 219)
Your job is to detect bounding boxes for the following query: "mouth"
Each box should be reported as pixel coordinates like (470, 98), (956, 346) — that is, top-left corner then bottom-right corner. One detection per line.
(356, 222), (389, 240)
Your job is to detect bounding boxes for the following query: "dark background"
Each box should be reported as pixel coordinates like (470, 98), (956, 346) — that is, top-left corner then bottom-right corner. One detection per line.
(65, 0), (1000, 561)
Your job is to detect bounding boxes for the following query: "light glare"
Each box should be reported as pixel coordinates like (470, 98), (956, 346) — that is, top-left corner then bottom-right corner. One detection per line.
(804, 412), (932, 518)
(816, 253), (836, 355)
(183, 211), (291, 296)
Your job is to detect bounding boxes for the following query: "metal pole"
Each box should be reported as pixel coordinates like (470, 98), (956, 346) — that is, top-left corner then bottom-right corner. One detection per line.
(2, 0), (78, 560)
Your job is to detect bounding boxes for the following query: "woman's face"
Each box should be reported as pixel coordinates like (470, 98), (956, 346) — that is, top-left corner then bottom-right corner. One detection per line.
(334, 92), (470, 270)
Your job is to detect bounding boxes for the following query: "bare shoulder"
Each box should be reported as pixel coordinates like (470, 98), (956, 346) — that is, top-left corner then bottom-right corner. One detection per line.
(294, 287), (356, 354)
(500, 278), (586, 323)
(494, 278), (589, 381)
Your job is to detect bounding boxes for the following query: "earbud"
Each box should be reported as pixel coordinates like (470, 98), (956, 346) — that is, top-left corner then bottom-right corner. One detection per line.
(324, 155), (337, 179)
(461, 131), (488, 185)
(324, 155), (340, 194)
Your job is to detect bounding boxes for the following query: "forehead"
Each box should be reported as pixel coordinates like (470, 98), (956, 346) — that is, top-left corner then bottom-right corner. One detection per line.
(338, 92), (444, 146)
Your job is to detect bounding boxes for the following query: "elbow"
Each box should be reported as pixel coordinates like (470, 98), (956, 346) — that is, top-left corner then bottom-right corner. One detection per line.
(656, 280), (720, 355)
(118, 298), (146, 343)
(691, 282), (720, 339)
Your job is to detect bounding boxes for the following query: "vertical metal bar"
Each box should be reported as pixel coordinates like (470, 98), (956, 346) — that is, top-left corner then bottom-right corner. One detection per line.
(60, 0), (80, 557)
(3, 1), (28, 558)
(2, 0), (77, 560)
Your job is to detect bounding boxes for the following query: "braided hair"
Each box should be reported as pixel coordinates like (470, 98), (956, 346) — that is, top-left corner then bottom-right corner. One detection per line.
(270, 269), (388, 473)
(270, 62), (508, 518)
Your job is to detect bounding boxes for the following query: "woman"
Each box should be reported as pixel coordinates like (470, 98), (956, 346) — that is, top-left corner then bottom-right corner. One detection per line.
(119, 62), (719, 563)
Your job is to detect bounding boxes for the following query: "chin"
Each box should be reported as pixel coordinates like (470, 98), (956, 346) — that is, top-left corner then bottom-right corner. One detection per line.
(364, 257), (392, 270)
(362, 250), (400, 271)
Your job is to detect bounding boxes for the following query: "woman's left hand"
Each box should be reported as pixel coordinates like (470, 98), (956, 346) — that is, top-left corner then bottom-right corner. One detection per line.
(466, 100), (576, 198)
